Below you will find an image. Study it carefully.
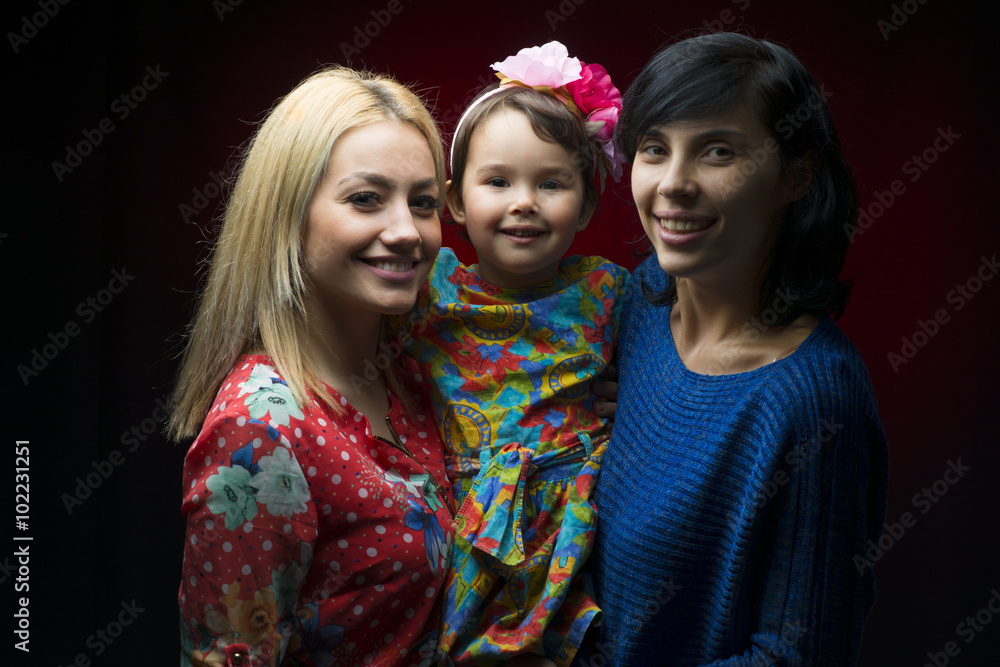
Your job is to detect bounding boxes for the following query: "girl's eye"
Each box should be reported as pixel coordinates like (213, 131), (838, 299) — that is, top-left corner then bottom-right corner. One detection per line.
(540, 180), (563, 190)
(410, 195), (442, 215)
(486, 178), (508, 188)
(348, 191), (381, 207)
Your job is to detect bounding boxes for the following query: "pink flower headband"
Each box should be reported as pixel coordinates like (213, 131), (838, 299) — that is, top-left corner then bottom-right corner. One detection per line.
(450, 41), (626, 191)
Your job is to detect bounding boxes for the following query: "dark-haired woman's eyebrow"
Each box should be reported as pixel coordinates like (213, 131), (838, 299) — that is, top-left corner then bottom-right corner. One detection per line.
(691, 128), (750, 144)
(641, 128), (668, 142)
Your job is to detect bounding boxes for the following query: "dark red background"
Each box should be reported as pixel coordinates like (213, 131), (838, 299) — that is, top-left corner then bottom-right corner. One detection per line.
(6, 0), (997, 664)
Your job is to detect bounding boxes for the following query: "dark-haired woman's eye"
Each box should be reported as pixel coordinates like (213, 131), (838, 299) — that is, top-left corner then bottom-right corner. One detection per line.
(706, 146), (734, 160)
(640, 143), (667, 158)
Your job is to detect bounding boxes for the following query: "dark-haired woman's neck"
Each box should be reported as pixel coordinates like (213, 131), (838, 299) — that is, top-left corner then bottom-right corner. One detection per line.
(671, 275), (818, 375)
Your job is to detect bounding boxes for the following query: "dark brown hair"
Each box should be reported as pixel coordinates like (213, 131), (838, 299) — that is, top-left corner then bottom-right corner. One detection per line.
(618, 32), (856, 322)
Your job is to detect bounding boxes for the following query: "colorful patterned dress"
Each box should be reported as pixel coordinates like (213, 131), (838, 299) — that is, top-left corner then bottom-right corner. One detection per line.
(179, 355), (455, 667)
(395, 248), (629, 666)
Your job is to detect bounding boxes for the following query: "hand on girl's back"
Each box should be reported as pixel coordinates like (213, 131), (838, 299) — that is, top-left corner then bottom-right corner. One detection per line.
(593, 362), (619, 419)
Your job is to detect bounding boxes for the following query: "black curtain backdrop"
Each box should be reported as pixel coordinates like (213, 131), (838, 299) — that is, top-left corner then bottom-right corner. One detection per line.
(5, 0), (998, 664)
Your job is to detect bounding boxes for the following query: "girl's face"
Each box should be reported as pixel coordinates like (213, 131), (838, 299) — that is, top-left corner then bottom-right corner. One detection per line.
(302, 120), (442, 321)
(447, 108), (592, 289)
(630, 104), (805, 290)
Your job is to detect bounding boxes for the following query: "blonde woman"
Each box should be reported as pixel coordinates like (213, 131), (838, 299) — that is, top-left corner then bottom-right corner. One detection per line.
(170, 67), (455, 666)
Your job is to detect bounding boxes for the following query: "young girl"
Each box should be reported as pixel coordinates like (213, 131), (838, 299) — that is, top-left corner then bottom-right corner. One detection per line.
(396, 42), (628, 666)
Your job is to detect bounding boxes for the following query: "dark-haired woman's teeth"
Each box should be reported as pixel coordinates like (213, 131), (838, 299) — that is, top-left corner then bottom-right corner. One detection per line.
(660, 219), (710, 232)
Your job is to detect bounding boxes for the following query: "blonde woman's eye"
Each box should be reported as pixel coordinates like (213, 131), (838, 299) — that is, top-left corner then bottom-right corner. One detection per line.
(348, 191), (380, 207)
(411, 195), (441, 214)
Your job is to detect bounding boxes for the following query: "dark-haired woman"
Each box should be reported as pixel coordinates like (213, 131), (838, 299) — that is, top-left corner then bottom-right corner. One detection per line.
(586, 33), (889, 666)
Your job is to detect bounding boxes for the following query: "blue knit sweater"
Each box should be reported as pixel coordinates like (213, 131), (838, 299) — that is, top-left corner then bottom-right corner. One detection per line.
(588, 257), (889, 666)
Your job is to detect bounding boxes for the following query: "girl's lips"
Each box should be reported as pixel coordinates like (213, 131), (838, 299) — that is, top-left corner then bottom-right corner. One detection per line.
(499, 226), (546, 245)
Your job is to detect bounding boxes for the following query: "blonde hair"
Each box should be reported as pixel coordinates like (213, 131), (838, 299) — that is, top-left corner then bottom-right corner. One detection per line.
(168, 66), (446, 441)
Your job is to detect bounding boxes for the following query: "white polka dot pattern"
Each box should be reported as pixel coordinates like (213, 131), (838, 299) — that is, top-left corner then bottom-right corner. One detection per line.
(179, 354), (454, 664)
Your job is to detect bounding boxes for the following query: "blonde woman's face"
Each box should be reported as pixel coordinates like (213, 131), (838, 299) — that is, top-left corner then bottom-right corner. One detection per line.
(302, 121), (442, 320)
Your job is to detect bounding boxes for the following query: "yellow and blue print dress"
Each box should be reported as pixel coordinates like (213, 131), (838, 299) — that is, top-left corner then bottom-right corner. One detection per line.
(396, 248), (629, 666)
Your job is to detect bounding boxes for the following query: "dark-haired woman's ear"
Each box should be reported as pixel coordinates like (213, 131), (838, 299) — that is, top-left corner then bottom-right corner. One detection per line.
(444, 180), (467, 226)
(789, 149), (819, 200)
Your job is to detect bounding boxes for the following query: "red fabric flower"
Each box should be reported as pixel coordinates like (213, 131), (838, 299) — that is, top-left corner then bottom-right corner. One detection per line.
(565, 62), (622, 117)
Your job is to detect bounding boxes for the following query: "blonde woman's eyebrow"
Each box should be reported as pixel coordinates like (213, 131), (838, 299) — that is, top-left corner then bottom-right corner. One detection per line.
(410, 177), (438, 191)
(338, 171), (394, 188)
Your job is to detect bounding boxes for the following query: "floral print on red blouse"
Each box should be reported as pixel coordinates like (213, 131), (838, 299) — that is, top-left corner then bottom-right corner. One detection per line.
(179, 356), (454, 666)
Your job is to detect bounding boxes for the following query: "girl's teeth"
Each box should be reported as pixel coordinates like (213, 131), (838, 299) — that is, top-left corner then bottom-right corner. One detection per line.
(659, 219), (710, 232)
(373, 261), (411, 272)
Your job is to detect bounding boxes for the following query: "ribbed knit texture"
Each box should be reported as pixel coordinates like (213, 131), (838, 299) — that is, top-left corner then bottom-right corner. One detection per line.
(588, 257), (889, 667)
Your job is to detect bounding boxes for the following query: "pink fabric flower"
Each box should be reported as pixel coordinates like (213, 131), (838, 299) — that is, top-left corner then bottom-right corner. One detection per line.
(587, 106), (619, 142)
(602, 139), (626, 184)
(491, 41), (582, 89)
(565, 63), (622, 117)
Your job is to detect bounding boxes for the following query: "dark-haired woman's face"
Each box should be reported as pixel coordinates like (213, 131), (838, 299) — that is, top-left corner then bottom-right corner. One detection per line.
(631, 104), (805, 287)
